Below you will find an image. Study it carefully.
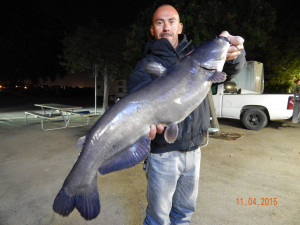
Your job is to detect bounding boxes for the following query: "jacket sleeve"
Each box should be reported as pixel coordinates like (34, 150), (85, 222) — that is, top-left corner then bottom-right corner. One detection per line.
(223, 49), (246, 81)
(128, 59), (154, 94)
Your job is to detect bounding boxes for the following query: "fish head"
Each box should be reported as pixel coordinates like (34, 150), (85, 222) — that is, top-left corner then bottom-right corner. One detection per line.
(192, 36), (230, 72)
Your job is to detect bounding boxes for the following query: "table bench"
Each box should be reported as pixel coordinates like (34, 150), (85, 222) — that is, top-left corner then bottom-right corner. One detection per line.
(25, 111), (64, 131)
(25, 104), (91, 131)
(25, 107), (101, 131)
(69, 110), (101, 127)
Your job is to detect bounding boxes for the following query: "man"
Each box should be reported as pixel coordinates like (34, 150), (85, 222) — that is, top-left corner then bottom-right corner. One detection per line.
(128, 4), (245, 225)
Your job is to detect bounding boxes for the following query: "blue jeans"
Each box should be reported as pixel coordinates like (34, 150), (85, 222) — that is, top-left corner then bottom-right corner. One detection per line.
(144, 148), (201, 225)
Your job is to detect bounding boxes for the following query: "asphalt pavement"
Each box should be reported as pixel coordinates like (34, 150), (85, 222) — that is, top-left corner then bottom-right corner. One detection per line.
(0, 108), (299, 225)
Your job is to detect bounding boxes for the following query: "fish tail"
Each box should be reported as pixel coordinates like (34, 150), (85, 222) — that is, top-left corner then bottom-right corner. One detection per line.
(53, 188), (76, 217)
(75, 187), (100, 220)
(53, 176), (100, 220)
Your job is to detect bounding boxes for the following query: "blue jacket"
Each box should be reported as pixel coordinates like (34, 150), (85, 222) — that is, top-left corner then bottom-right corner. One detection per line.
(128, 34), (245, 153)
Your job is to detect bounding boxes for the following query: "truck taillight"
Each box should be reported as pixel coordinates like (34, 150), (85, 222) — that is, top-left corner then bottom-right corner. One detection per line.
(287, 96), (294, 109)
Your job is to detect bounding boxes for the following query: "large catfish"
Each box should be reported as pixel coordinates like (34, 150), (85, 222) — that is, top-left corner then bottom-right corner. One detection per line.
(53, 36), (230, 220)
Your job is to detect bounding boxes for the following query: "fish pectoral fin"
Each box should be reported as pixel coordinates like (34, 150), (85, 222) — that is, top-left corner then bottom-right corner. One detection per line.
(164, 123), (179, 144)
(208, 71), (227, 83)
(75, 135), (86, 149)
(98, 136), (151, 175)
(145, 62), (166, 77)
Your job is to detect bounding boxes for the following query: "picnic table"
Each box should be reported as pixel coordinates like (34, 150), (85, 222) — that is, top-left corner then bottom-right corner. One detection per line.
(25, 103), (99, 131)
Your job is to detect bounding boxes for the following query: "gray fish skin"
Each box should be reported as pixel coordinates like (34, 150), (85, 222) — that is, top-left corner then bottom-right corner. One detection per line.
(53, 37), (230, 220)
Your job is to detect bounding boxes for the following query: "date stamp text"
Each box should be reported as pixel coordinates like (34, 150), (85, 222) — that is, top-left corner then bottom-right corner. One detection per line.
(236, 198), (277, 206)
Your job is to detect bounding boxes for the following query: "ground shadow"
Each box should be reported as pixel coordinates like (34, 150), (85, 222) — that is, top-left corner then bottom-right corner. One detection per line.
(217, 118), (243, 129)
(217, 118), (297, 130)
(267, 119), (297, 129)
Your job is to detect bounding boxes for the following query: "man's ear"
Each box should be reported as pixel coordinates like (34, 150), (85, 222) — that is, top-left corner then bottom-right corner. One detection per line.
(150, 25), (154, 36)
(178, 23), (183, 34)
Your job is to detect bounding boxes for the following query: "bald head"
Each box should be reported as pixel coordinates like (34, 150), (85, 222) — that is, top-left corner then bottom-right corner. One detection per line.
(152, 5), (180, 24)
(150, 5), (183, 48)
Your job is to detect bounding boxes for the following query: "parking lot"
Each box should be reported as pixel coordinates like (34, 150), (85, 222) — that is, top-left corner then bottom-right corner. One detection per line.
(0, 109), (299, 225)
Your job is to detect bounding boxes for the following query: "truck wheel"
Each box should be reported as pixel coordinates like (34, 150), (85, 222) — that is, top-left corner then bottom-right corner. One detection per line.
(242, 109), (268, 130)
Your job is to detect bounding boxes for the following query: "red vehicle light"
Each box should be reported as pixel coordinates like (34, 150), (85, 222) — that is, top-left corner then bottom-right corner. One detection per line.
(287, 96), (294, 109)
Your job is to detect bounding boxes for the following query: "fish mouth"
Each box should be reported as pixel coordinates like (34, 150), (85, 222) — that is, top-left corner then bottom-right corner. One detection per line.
(199, 43), (229, 72)
(217, 36), (240, 51)
(200, 57), (227, 72)
(200, 66), (218, 72)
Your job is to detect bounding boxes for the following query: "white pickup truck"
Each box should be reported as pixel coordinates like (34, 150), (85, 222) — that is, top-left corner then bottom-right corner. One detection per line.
(212, 82), (294, 130)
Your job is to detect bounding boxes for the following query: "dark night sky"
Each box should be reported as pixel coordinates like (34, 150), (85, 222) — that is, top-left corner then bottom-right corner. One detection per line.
(39, 0), (156, 29)
(0, 0), (155, 85)
(0, 0), (298, 87)
(38, 0), (299, 31)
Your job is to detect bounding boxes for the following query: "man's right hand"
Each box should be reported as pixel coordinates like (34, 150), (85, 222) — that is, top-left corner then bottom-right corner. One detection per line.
(149, 124), (165, 140)
(219, 31), (244, 61)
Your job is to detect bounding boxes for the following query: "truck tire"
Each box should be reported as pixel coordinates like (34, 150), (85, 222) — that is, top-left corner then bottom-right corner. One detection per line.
(242, 109), (268, 130)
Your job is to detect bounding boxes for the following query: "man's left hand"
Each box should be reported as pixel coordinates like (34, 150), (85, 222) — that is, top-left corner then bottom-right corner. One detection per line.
(149, 124), (165, 140)
(219, 31), (244, 61)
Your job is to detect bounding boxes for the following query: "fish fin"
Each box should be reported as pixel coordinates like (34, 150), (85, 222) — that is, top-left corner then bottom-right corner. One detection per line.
(145, 62), (166, 77)
(99, 136), (151, 175)
(74, 175), (100, 220)
(164, 123), (179, 143)
(208, 71), (227, 83)
(53, 175), (100, 220)
(75, 136), (86, 149)
(53, 188), (76, 217)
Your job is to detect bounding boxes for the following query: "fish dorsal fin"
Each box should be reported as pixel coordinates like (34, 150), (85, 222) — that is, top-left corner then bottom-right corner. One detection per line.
(164, 123), (179, 144)
(145, 62), (166, 77)
(75, 136), (86, 149)
(98, 136), (151, 175)
(208, 71), (227, 83)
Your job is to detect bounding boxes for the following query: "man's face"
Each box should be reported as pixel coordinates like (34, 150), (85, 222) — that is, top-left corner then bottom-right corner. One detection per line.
(150, 5), (183, 48)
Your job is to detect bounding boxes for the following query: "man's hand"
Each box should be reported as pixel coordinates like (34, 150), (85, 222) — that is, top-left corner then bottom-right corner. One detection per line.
(219, 31), (244, 61)
(149, 124), (165, 140)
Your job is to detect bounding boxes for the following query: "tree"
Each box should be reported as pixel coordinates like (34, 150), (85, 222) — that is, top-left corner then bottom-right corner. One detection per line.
(124, 0), (276, 66)
(263, 0), (300, 93)
(60, 22), (125, 112)
(265, 37), (300, 93)
(178, 0), (277, 59)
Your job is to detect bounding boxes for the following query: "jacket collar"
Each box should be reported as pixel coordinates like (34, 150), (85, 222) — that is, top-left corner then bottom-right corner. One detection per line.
(176, 34), (192, 56)
(145, 34), (192, 58)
